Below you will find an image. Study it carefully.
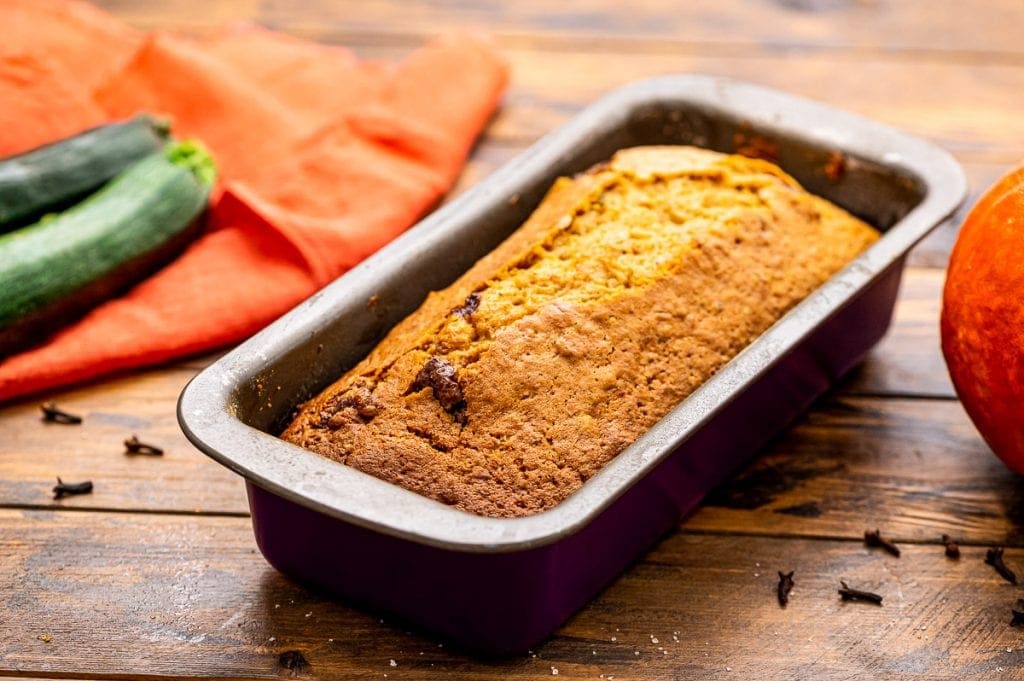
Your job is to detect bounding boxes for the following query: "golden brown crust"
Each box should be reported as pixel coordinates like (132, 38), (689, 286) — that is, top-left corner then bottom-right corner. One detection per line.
(281, 145), (880, 517)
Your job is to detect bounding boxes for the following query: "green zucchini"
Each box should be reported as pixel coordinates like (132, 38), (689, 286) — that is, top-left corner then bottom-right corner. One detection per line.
(0, 141), (216, 356)
(0, 115), (171, 229)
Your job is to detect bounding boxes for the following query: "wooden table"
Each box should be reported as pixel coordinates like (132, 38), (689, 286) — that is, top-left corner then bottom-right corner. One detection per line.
(3, 2), (1024, 679)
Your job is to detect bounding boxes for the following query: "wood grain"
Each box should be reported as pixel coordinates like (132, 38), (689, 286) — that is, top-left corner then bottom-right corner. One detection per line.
(100, 0), (1024, 58)
(468, 49), (1024, 160)
(846, 268), (951, 398)
(3, 509), (1023, 680)
(0, 366), (246, 515)
(690, 394), (1024, 546)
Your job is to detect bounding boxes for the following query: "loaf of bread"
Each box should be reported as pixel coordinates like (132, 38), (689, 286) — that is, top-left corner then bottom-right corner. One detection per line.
(281, 146), (879, 517)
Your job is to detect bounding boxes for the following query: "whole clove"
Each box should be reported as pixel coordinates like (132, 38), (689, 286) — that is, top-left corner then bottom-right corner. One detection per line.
(985, 547), (1017, 584)
(864, 528), (901, 557)
(124, 435), (163, 456)
(838, 581), (883, 605)
(777, 571), (795, 607)
(52, 477), (92, 500)
(941, 534), (960, 559)
(40, 402), (82, 425)
(1012, 599), (1024, 627)
(278, 650), (309, 675)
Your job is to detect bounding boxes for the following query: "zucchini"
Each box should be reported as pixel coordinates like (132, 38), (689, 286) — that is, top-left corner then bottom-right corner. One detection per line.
(0, 115), (170, 229)
(0, 141), (216, 356)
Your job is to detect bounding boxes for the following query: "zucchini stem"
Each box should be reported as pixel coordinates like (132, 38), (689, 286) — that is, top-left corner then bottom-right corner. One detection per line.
(165, 140), (217, 187)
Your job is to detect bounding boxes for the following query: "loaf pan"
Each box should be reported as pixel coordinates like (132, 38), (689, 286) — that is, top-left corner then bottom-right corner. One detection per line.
(178, 75), (966, 653)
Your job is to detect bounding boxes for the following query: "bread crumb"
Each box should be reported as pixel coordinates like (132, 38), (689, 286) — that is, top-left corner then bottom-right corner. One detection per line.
(390, 660), (397, 667)
(551, 667), (559, 675)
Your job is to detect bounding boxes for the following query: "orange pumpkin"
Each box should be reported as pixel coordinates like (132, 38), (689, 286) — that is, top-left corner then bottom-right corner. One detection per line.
(941, 163), (1024, 472)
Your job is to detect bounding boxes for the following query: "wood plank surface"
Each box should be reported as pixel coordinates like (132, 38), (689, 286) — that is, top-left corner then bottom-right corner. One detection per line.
(0, 366), (247, 515)
(4, 509), (1024, 680)
(103, 0), (1024, 58)
(457, 49), (1024, 160)
(845, 268), (951, 398)
(690, 395), (1024, 545)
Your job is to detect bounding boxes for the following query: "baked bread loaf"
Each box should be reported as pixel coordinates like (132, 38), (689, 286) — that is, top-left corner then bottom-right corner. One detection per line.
(281, 146), (879, 517)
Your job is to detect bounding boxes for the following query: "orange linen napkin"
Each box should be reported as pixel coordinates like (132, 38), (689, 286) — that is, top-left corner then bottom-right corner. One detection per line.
(0, 1), (508, 401)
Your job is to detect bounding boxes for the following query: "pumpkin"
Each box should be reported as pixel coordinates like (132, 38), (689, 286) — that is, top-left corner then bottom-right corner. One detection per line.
(941, 163), (1024, 472)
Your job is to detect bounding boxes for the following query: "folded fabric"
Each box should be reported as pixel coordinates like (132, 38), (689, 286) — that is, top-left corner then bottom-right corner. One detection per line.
(0, 0), (507, 401)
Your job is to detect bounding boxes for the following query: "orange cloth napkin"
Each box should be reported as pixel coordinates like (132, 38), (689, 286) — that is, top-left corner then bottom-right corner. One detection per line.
(0, 0), (507, 401)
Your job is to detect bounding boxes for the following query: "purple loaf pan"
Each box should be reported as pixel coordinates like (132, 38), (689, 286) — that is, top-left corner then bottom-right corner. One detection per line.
(178, 75), (966, 654)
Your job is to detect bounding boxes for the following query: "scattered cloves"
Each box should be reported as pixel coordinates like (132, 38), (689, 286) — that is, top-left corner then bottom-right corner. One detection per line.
(52, 477), (92, 500)
(278, 650), (309, 675)
(985, 547), (1017, 584)
(1012, 599), (1024, 627)
(40, 402), (82, 425)
(777, 571), (794, 607)
(941, 534), (960, 559)
(864, 528), (901, 557)
(838, 581), (883, 605)
(124, 435), (163, 456)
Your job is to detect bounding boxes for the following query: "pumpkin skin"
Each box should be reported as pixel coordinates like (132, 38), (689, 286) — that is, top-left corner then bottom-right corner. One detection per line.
(941, 164), (1024, 473)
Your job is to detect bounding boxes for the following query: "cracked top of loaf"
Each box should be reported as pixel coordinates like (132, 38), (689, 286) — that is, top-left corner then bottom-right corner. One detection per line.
(281, 145), (879, 518)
